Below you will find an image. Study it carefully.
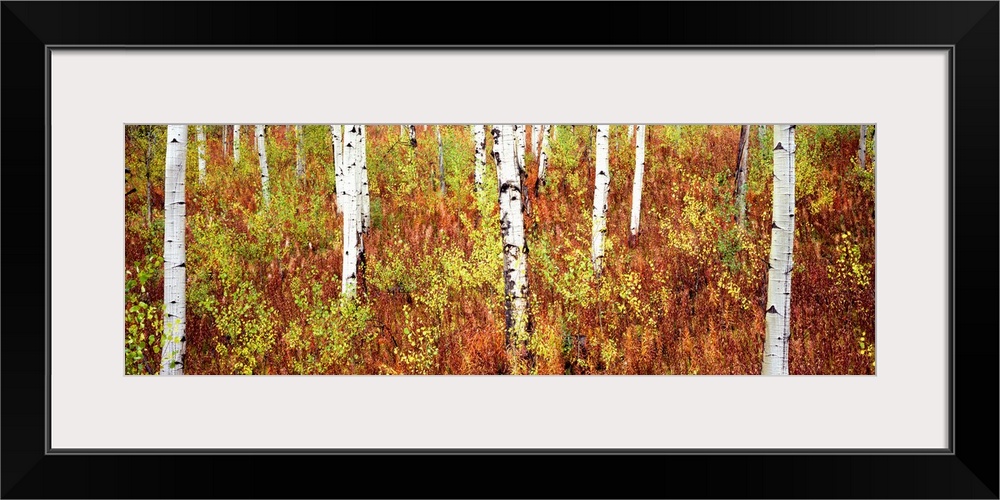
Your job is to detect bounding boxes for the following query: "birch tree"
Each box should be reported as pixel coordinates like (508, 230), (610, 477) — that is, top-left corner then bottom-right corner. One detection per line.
(536, 124), (550, 194)
(196, 125), (207, 184)
(492, 125), (531, 368)
(331, 125), (344, 213)
(591, 125), (611, 277)
(734, 125), (751, 228)
(359, 125), (371, 233)
(222, 125), (228, 158)
(628, 125), (646, 247)
(517, 125), (526, 173)
(531, 125), (541, 157)
(233, 124), (241, 163)
(858, 125), (867, 171)
(473, 124), (486, 191)
(762, 124), (796, 376)
(627, 124), (634, 142)
(341, 125), (362, 299)
(160, 125), (187, 375)
(295, 124), (305, 178)
(437, 125), (445, 194)
(256, 125), (270, 206)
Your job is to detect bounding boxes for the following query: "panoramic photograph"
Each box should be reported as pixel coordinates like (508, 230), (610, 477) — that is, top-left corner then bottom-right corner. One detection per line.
(124, 124), (875, 375)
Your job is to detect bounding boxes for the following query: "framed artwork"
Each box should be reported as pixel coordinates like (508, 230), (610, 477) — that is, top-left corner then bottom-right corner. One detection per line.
(3, 1), (996, 498)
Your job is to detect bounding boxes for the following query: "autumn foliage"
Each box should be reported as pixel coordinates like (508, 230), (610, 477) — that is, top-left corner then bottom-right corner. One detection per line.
(125, 124), (875, 375)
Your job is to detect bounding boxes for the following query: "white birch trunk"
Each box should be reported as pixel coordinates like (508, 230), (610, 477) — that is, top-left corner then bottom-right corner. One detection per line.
(295, 124), (305, 178)
(591, 125), (611, 277)
(222, 125), (228, 158)
(627, 124), (634, 142)
(628, 125), (646, 246)
(196, 125), (206, 184)
(517, 125), (526, 173)
(531, 125), (541, 157)
(762, 125), (796, 376)
(552, 125), (558, 140)
(359, 125), (370, 233)
(735, 125), (751, 228)
(492, 125), (531, 363)
(160, 125), (187, 375)
(341, 125), (361, 299)
(408, 125), (417, 149)
(437, 125), (445, 194)
(330, 125), (344, 213)
(473, 124), (486, 191)
(256, 125), (269, 206)
(858, 125), (867, 171)
(233, 124), (241, 163)
(537, 125), (550, 191)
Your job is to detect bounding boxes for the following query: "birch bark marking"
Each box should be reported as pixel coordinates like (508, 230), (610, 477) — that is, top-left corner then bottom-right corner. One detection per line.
(437, 125), (445, 194)
(858, 125), (867, 171)
(256, 125), (270, 206)
(628, 125), (646, 246)
(295, 124), (305, 178)
(160, 125), (187, 375)
(591, 125), (611, 277)
(341, 125), (361, 299)
(493, 125), (531, 368)
(535, 125), (550, 195)
(196, 125), (207, 184)
(734, 125), (751, 228)
(331, 125), (344, 213)
(233, 125), (241, 163)
(762, 124), (796, 376)
(473, 125), (486, 192)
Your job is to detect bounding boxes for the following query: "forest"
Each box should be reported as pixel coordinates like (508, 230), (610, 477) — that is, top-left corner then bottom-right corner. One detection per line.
(124, 123), (875, 375)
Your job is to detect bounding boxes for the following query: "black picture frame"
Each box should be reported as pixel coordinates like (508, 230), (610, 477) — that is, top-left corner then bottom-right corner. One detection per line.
(3, 2), (996, 498)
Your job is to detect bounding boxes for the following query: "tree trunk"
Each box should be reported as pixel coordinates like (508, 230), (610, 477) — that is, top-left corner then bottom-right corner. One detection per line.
(222, 125), (228, 158)
(331, 125), (344, 213)
(473, 125), (486, 192)
(517, 125), (526, 175)
(552, 125), (558, 140)
(531, 125), (541, 158)
(196, 125), (207, 184)
(734, 125), (751, 228)
(160, 125), (187, 375)
(256, 125), (270, 206)
(359, 125), (370, 233)
(437, 125), (445, 194)
(762, 124), (796, 376)
(492, 125), (531, 370)
(591, 125), (611, 277)
(341, 125), (362, 299)
(627, 124), (634, 142)
(409, 125), (417, 149)
(628, 125), (646, 246)
(535, 124), (550, 195)
(145, 126), (153, 227)
(858, 125), (867, 171)
(295, 124), (305, 178)
(233, 124), (241, 163)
